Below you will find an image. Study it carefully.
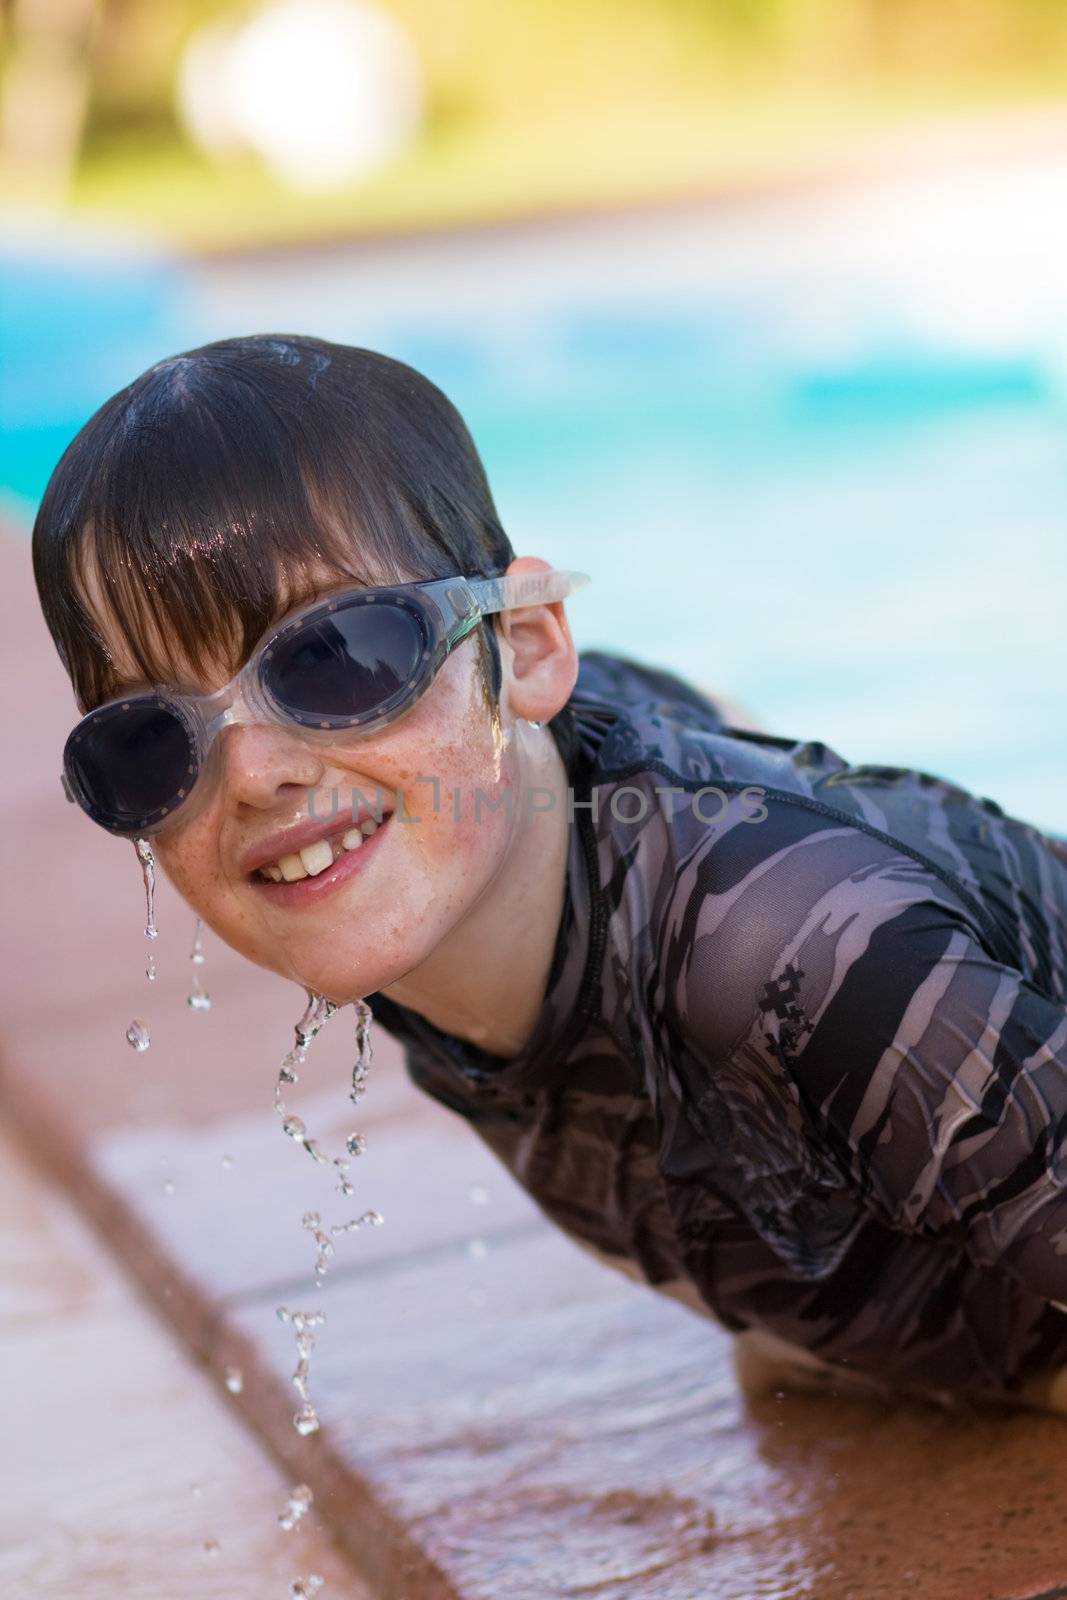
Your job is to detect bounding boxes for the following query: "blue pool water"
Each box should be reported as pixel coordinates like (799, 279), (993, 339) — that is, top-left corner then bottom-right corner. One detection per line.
(3, 181), (1065, 833)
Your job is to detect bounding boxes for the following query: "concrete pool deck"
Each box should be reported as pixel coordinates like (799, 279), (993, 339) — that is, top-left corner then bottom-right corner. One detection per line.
(5, 517), (1067, 1600)
(0, 1124), (373, 1599)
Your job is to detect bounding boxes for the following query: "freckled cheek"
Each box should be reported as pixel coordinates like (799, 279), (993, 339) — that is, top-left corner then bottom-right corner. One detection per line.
(385, 784), (509, 940)
(154, 825), (232, 915)
(401, 752), (515, 860)
(434, 806), (514, 921)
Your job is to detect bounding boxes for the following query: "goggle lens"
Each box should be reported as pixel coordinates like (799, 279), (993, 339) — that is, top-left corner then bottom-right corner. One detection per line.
(264, 600), (426, 724)
(65, 698), (196, 832)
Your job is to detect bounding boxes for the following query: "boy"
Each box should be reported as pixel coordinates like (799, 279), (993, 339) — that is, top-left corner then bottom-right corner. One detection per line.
(35, 333), (1067, 1415)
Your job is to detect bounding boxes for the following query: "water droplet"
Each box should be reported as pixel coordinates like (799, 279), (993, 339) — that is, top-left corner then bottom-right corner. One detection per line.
(289, 1578), (324, 1599)
(190, 1482), (202, 1499)
(329, 1209), (383, 1238)
(221, 1153), (233, 1171)
(274, 996), (377, 1198)
(134, 838), (158, 940)
(132, 840), (158, 1037)
(187, 916), (211, 1010)
(224, 1366), (243, 1394)
(467, 1237), (488, 1261)
(301, 1212), (336, 1281)
(278, 1482), (313, 1530)
(162, 1179), (175, 1196)
(126, 1019), (150, 1052)
(203, 1538), (221, 1556)
(268, 1000), (378, 1463)
(278, 1305), (328, 1426)
(468, 1184), (489, 1206)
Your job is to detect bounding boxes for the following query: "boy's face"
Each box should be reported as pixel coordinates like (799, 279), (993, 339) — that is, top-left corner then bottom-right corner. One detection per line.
(95, 559), (541, 1004)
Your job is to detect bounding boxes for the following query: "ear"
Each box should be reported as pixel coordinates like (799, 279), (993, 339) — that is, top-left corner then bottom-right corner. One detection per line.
(494, 555), (579, 724)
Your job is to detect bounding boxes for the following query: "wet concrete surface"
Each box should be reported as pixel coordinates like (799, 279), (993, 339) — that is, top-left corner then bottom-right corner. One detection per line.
(0, 1123), (372, 1598)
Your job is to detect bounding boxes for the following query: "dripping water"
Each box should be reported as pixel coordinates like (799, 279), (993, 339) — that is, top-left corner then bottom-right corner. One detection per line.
(272, 995), (378, 1207)
(269, 997), (382, 1439)
(330, 1210), (383, 1238)
(302, 1211), (334, 1284)
(303, 1207), (383, 1285)
(187, 916), (212, 1011)
(128, 838), (158, 1048)
(278, 1483), (313, 1531)
(135, 837), (158, 940)
(276, 1306), (327, 1435)
(300, 1209), (334, 1286)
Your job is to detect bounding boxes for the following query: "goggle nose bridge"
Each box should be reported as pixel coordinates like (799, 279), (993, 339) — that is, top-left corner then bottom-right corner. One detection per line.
(202, 702), (245, 741)
(196, 669), (266, 747)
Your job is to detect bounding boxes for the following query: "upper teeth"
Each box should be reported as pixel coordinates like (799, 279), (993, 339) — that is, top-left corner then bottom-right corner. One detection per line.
(258, 817), (381, 883)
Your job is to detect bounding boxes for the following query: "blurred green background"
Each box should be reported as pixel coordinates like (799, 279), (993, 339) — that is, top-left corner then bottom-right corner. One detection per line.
(3, 0), (1067, 249)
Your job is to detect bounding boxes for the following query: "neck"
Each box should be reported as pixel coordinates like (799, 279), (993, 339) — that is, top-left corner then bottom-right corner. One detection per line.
(379, 732), (573, 1060)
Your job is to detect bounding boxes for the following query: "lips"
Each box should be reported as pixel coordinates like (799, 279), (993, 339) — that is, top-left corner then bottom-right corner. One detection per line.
(249, 811), (393, 907)
(254, 817), (381, 883)
(241, 799), (393, 881)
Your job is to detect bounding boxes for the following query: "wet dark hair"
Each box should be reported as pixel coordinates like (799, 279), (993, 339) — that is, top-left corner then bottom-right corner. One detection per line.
(32, 333), (577, 766)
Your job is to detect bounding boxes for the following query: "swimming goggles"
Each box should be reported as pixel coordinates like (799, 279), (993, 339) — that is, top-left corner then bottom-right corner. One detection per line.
(61, 568), (590, 839)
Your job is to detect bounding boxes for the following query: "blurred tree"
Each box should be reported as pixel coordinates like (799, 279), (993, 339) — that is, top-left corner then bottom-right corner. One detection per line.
(5, 0), (1067, 243)
(0, 0), (102, 203)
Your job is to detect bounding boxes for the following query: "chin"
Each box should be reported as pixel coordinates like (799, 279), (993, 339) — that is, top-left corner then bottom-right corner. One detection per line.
(286, 954), (391, 1007)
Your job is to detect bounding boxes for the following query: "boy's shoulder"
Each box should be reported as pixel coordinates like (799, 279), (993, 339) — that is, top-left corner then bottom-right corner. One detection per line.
(566, 647), (852, 797)
(567, 648), (1033, 982)
(568, 647), (1026, 849)
(572, 649), (737, 732)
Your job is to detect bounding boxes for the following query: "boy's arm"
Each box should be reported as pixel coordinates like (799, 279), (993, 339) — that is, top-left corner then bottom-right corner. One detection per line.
(663, 814), (1067, 1305)
(775, 884), (1067, 1307)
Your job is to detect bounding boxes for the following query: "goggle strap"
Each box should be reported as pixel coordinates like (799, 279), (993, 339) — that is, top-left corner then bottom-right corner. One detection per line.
(467, 569), (590, 617)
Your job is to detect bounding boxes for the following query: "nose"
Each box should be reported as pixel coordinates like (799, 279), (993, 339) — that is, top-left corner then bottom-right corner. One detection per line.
(217, 722), (328, 814)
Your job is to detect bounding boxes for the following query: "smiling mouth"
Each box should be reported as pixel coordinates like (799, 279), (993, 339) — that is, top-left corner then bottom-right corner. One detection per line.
(253, 813), (391, 884)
